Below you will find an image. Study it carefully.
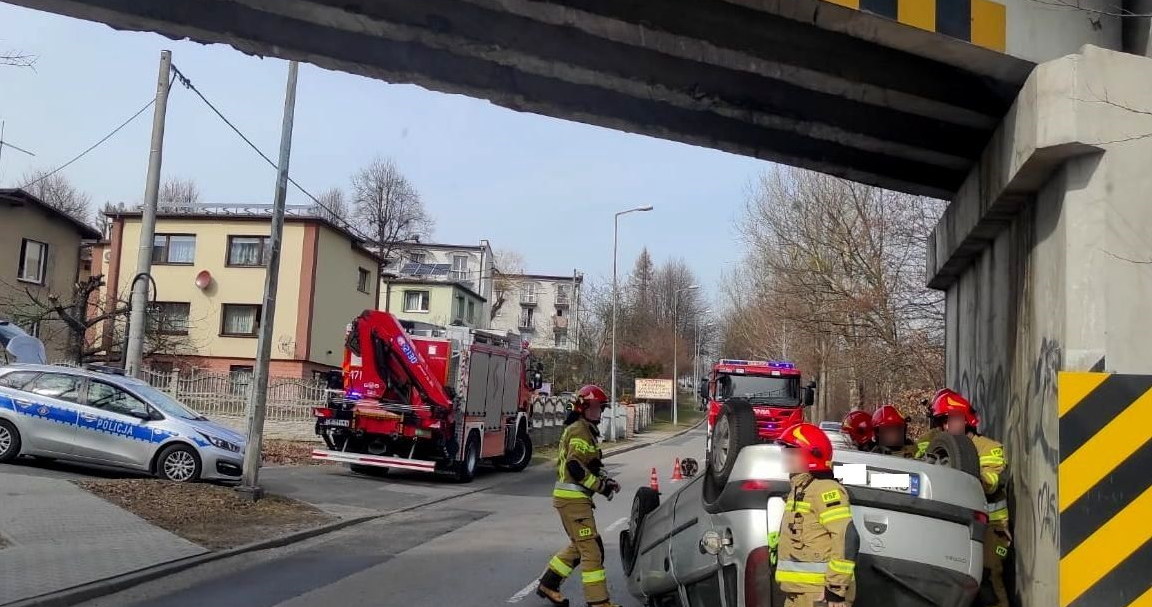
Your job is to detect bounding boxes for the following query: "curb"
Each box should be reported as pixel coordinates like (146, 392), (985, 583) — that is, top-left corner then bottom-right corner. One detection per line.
(603, 418), (705, 459)
(4, 483), (494, 607)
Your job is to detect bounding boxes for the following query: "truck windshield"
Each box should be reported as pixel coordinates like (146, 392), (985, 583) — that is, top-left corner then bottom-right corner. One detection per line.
(716, 374), (800, 404)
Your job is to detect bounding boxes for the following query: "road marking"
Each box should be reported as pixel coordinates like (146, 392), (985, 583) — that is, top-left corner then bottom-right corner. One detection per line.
(605, 516), (628, 534)
(508, 580), (538, 603)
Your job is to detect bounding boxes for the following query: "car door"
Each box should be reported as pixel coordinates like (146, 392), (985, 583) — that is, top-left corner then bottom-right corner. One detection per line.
(10, 372), (84, 456)
(71, 380), (155, 469)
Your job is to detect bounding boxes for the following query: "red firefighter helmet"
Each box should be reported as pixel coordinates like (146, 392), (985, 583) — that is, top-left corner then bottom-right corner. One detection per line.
(778, 423), (835, 473)
(573, 384), (608, 412)
(931, 389), (979, 428)
(841, 410), (874, 448)
(872, 404), (907, 429)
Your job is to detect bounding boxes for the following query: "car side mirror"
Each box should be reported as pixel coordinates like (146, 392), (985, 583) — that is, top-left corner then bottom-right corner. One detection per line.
(803, 381), (817, 407)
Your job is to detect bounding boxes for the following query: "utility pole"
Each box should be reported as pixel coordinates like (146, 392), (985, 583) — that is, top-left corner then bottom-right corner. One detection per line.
(124, 50), (172, 377)
(239, 60), (300, 500)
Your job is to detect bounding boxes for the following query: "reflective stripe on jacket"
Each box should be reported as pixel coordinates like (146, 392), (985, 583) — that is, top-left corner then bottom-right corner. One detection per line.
(553, 419), (604, 500)
(774, 474), (856, 599)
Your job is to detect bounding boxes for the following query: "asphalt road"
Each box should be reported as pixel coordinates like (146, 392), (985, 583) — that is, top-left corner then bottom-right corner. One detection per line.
(72, 426), (707, 607)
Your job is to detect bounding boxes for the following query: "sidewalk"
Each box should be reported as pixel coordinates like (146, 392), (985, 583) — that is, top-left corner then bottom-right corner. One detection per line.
(603, 419), (704, 458)
(0, 472), (206, 606)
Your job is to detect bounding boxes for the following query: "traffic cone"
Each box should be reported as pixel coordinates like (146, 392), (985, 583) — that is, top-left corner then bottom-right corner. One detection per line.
(671, 458), (684, 482)
(649, 467), (660, 492)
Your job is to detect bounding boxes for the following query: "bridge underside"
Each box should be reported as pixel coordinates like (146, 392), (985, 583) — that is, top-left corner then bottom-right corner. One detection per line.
(8, 0), (1033, 198)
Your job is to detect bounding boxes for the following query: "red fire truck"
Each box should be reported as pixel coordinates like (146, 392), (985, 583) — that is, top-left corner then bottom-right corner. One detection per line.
(702, 359), (815, 458)
(310, 310), (543, 482)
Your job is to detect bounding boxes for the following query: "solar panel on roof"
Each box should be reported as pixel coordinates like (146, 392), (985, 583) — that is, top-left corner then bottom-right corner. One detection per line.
(432, 264), (451, 276)
(400, 263), (420, 275)
(413, 264), (433, 276)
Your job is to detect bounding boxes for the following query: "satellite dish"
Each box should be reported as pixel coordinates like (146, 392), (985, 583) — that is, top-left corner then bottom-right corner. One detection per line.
(195, 270), (212, 290)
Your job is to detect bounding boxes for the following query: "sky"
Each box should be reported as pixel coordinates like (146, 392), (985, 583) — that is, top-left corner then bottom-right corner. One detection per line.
(0, 3), (770, 304)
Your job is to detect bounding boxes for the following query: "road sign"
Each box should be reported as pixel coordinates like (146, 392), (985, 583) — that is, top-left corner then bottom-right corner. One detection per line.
(635, 378), (673, 400)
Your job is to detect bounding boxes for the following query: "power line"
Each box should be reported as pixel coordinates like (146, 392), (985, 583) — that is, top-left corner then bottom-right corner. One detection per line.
(18, 81), (169, 190)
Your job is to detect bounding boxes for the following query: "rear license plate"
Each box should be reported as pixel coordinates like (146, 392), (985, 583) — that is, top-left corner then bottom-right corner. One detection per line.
(835, 464), (921, 497)
(321, 418), (351, 427)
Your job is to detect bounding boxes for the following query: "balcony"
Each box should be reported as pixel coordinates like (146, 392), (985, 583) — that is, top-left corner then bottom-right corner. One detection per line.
(520, 293), (538, 306)
(519, 317), (536, 331)
(553, 316), (569, 332)
(555, 292), (570, 307)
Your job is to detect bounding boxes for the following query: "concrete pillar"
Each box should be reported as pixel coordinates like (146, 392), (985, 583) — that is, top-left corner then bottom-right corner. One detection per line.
(927, 45), (1152, 607)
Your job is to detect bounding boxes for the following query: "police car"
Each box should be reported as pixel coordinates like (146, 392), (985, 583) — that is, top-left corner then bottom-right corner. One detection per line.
(0, 364), (245, 482)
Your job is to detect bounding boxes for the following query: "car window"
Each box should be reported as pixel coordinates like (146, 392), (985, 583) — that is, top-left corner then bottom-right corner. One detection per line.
(0, 370), (40, 389)
(86, 381), (150, 418)
(26, 373), (83, 403)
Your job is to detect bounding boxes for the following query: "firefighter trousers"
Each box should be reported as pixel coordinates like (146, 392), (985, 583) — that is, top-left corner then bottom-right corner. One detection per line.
(978, 524), (1012, 607)
(782, 592), (827, 607)
(545, 498), (609, 604)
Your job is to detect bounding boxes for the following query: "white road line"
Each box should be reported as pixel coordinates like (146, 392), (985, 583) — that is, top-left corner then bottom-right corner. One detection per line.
(508, 580), (539, 603)
(605, 516), (629, 534)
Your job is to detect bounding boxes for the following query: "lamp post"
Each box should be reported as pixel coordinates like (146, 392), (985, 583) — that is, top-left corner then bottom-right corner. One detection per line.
(672, 284), (699, 427)
(610, 205), (654, 441)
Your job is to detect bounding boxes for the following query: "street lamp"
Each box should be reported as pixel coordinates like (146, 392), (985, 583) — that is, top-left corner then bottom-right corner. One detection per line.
(672, 284), (699, 427)
(610, 205), (654, 441)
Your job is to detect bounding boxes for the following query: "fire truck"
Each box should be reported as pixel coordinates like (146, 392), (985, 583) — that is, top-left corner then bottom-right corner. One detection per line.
(701, 359), (815, 458)
(310, 310), (543, 482)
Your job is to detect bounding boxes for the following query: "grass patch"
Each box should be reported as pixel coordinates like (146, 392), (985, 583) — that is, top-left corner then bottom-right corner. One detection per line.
(76, 479), (334, 550)
(262, 439), (333, 467)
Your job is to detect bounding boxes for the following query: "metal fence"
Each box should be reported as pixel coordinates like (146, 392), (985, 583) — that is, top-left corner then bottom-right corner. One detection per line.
(527, 395), (653, 446)
(138, 368), (326, 422)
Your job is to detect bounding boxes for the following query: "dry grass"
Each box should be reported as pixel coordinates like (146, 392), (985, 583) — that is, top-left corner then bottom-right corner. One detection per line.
(76, 479), (334, 550)
(262, 439), (333, 467)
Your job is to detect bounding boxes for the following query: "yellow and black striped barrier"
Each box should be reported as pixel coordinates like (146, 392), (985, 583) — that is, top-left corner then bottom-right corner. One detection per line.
(823, 0), (1006, 52)
(1059, 372), (1152, 607)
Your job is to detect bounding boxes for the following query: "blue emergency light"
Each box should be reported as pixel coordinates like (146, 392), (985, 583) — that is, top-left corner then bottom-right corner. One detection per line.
(718, 359), (795, 369)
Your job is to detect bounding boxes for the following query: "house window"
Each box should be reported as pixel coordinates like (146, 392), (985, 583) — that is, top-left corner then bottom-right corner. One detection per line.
(227, 236), (271, 267)
(451, 254), (469, 280)
(18, 239), (48, 284)
(521, 283), (538, 304)
(556, 284), (570, 305)
(554, 333), (568, 348)
(230, 365), (254, 396)
(454, 295), (466, 322)
(151, 302), (190, 335)
(520, 307), (535, 329)
(221, 304), (261, 337)
(25, 321), (41, 338)
(357, 268), (371, 293)
(404, 290), (430, 313)
(153, 234), (196, 264)
(467, 300), (476, 324)
(409, 252), (427, 264)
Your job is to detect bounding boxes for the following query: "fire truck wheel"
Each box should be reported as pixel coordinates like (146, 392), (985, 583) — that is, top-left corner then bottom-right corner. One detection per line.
(496, 432), (533, 472)
(350, 464), (390, 477)
(454, 432), (480, 483)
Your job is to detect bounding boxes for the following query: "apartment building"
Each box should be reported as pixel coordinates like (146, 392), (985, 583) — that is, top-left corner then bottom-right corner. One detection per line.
(383, 240), (494, 324)
(490, 273), (582, 351)
(96, 204), (381, 379)
(0, 189), (102, 361)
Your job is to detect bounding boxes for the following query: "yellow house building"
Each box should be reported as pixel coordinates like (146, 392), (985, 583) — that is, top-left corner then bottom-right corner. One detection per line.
(382, 278), (487, 331)
(95, 205), (381, 380)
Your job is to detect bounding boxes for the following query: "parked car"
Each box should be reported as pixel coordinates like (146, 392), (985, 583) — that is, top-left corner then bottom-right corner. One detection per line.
(619, 404), (987, 607)
(0, 364), (246, 482)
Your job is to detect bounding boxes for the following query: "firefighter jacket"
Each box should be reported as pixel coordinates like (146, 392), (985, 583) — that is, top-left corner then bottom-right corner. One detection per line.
(871, 439), (918, 458)
(913, 429), (940, 459)
(552, 418), (607, 501)
(774, 473), (858, 602)
(972, 434), (1009, 528)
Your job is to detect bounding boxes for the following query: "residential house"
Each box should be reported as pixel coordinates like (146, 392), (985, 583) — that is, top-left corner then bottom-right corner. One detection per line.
(95, 204), (382, 380)
(490, 273), (582, 351)
(381, 278), (487, 330)
(0, 188), (102, 361)
(383, 240), (494, 325)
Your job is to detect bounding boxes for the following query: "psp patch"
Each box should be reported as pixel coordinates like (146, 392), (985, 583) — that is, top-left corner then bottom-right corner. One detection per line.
(821, 490), (842, 506)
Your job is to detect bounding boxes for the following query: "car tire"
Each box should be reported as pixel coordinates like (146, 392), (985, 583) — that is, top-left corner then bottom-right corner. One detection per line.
(495, 431), (533, 472)
(923, 432), (981, 477)
(155, 444), (202, 482)
(350, 464), (390, 476)
(619, 529), (638, 576)
(453, 432), (480, 483)
(0, 420), (21, 463)
(704, 403), (758, 502)
(632, 486), (661, 527)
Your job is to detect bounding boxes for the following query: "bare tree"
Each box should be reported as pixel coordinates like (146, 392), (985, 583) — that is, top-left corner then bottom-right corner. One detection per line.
(491, 248), (526, 321)
(159, 177), (201, 205)
(351, 157), (434, 263)
(1, 49), (36, 68)
(20, 169), (91, 223)
(317, 187), (350, 224)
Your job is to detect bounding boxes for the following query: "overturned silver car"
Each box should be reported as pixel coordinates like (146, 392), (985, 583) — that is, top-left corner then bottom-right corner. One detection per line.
(620, 405), (988, 607)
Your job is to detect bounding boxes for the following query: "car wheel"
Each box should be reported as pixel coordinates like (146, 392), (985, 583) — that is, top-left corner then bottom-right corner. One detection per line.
(156, 444), (202, 482)
(923, 432), (981, 477)
(495, 432), (533, 472)
(350, 464), (390, 476)
(704, 403), (758, 502)
(631, 486), (661, 532)
(620, 529), (638, 576)
(453, 432), (480, 483)
(0, 420), (21, 463)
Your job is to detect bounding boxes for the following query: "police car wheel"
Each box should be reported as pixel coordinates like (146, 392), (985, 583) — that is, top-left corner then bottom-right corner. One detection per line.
(0, 420), (21, 463)
(156, 444), (202, 482)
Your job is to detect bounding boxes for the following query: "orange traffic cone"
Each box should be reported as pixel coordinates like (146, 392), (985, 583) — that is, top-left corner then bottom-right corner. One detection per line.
(671, 458), (684, 482)
(649, 467), (660, 492)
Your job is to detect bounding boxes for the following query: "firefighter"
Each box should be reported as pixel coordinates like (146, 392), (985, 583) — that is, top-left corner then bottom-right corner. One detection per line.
(870, 405), (917, 458)
(537, 384), (621, 607)
(926, 389), (1011, 607)
(772, 423), (858, 607)
(841, 410), (875, 452)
